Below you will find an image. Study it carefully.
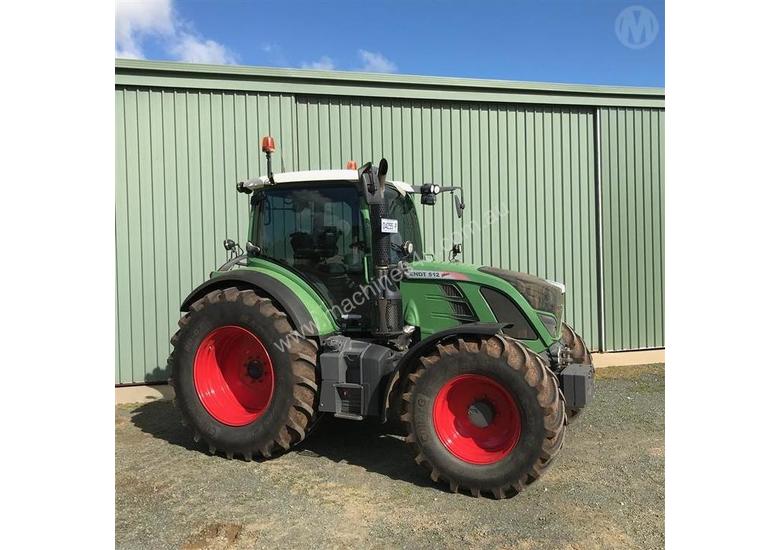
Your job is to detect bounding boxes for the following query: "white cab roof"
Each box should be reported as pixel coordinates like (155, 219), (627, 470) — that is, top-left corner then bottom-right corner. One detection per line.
(244, 169), (414, 194)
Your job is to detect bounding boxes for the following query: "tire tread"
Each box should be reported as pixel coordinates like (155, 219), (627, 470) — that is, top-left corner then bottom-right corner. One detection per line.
(400, 334), (566, 499)
(169, 287), (318, 460)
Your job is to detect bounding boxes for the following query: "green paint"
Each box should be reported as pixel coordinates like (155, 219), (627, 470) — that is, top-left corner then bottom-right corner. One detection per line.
(400, 260), (561, 348)
(242, 258), (340, 335)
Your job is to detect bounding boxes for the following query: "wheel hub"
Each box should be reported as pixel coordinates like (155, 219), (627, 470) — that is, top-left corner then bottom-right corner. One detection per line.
(432, 374), (521, 465)
(467, 400), (495, 428)
(193, 325), (275, 427)
(245, 359), (264, 381)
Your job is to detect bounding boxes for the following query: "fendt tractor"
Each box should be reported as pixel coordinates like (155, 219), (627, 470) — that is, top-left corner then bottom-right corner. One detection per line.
(169, 136), (594, 499)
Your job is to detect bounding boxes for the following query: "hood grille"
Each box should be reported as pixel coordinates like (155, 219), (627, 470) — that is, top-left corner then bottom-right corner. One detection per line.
(440, 283), (477, 323)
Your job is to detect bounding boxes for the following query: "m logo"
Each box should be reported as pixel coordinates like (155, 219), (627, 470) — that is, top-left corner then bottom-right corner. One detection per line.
(615, 6), (659, 49)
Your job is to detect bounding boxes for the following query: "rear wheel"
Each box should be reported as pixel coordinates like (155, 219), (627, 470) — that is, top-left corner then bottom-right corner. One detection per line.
(400, 335), (566, 499)
(169, 287), (318, 459)
(561, 323), (593, 421)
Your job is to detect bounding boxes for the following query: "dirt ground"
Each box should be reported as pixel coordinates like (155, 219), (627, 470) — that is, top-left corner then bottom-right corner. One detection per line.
(116, 364), (664, 549)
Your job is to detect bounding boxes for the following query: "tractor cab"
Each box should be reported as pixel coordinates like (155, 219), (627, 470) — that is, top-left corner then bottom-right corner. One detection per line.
(238, 169), (423, 333)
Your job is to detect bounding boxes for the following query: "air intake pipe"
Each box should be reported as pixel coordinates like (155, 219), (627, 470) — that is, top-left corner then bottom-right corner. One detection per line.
(358, 159), (404, 339)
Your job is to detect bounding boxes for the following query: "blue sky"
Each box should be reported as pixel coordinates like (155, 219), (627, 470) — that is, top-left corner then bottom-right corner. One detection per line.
(116, 0), (664, 87)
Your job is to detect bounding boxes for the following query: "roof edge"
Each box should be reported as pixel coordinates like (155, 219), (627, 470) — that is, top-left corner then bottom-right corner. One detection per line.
(116, 59), (664, 100)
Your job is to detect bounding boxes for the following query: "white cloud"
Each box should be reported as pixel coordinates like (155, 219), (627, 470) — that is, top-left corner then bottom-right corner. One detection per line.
(115, 0), (237, 64)
(300, 51), (398, 73)
(115, 0), (174, 59)
(357, 50), (397, 73)
(169, 33), (237, 64)
(301, 56), (336, 71)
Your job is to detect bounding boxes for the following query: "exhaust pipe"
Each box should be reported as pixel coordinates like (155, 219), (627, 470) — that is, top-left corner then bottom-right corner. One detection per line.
(358, 159), (404, 339)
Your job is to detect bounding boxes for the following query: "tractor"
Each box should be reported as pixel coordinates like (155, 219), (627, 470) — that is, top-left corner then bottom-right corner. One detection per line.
(169, 136), (594, 499)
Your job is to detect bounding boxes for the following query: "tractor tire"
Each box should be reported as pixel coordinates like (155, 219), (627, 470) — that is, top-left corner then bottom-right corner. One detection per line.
(561, 323), (593, 421)
(400, 335), (566, 499)
(169, 287), (318, 460)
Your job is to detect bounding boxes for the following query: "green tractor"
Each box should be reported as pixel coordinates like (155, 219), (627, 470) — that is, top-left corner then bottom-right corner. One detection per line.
(169, 136), (594, 499)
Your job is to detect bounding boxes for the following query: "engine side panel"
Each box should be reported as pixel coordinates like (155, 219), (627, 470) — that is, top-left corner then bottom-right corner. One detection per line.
(400, 261), (554, 351)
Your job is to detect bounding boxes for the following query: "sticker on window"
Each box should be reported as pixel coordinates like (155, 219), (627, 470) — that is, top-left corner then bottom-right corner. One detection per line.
(380, 218), (399, 233)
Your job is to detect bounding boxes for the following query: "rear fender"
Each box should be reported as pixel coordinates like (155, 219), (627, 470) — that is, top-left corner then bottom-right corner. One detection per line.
(180, 270), (323, 338)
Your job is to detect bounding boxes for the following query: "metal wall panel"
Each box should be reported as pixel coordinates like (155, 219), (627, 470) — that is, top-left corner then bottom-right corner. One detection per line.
(294, 96), (599, 350)
(115, 63), (664, 384)
(115, 88), (296, 384)
(116, 59), (666, 109)
(599, 108), (665, 351)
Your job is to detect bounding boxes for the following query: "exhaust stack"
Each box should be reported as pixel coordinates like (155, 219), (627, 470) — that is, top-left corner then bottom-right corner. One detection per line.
(358, 159), (404, 339)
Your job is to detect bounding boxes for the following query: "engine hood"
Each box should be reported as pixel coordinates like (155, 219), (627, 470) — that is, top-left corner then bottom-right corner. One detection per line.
(401, 260), (565, 340)
(403, 261), (564, 317)
(477, 266), (565, 317)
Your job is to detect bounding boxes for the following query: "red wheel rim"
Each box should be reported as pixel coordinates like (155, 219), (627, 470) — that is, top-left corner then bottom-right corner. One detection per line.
(432, 374), (521, 465)
(193, 326), (274, 426)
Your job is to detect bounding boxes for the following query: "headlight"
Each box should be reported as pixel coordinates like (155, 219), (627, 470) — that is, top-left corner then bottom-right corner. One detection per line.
(538, 313), (559, 337)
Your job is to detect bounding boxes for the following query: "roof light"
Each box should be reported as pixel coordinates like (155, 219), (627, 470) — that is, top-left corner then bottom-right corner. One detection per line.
(261, 136), (276, 153)
(346, 160), (358, 169)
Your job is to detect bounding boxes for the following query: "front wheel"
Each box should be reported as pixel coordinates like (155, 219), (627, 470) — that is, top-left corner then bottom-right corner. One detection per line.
(400, 335), (566, 499)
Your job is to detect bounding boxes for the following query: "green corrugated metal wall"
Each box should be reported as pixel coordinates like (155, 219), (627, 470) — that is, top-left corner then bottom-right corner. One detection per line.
(115, 61), (664, 384)
(294, 96), (599, 350)
(115, 89), (297, 384)
(599, 108), (665, 351)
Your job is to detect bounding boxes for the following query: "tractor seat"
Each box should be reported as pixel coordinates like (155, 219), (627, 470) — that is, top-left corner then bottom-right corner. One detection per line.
(290, 231), (316, 260)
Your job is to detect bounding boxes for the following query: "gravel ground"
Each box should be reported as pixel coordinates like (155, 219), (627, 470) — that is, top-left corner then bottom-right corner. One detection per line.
(116, 364), (664, 549)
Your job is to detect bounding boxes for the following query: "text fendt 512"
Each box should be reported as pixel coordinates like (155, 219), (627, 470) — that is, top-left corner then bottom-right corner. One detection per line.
(169, 136), (595, 499)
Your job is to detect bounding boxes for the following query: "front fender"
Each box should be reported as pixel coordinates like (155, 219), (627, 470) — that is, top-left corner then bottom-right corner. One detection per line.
(381, 322), (508, 422)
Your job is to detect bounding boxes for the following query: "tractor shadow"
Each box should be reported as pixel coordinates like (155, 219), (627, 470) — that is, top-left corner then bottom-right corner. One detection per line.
(128, 400), (203, 453)
(127, 400), (437, 491)
(297, 415), (438, 490)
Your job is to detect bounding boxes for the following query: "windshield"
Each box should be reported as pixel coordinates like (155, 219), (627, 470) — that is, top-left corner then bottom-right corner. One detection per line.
(251, 182), (362, 262)
(249, 182), (366, 308)
(247, 182), (422, 308)
(385, 187), (423, 263)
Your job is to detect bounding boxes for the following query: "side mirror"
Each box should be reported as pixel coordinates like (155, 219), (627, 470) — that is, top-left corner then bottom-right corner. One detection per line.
(454, 193), (465, 219)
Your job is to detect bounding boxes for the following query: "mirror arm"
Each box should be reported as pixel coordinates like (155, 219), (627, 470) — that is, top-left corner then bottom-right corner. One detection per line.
(410, 184), (465, 218)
